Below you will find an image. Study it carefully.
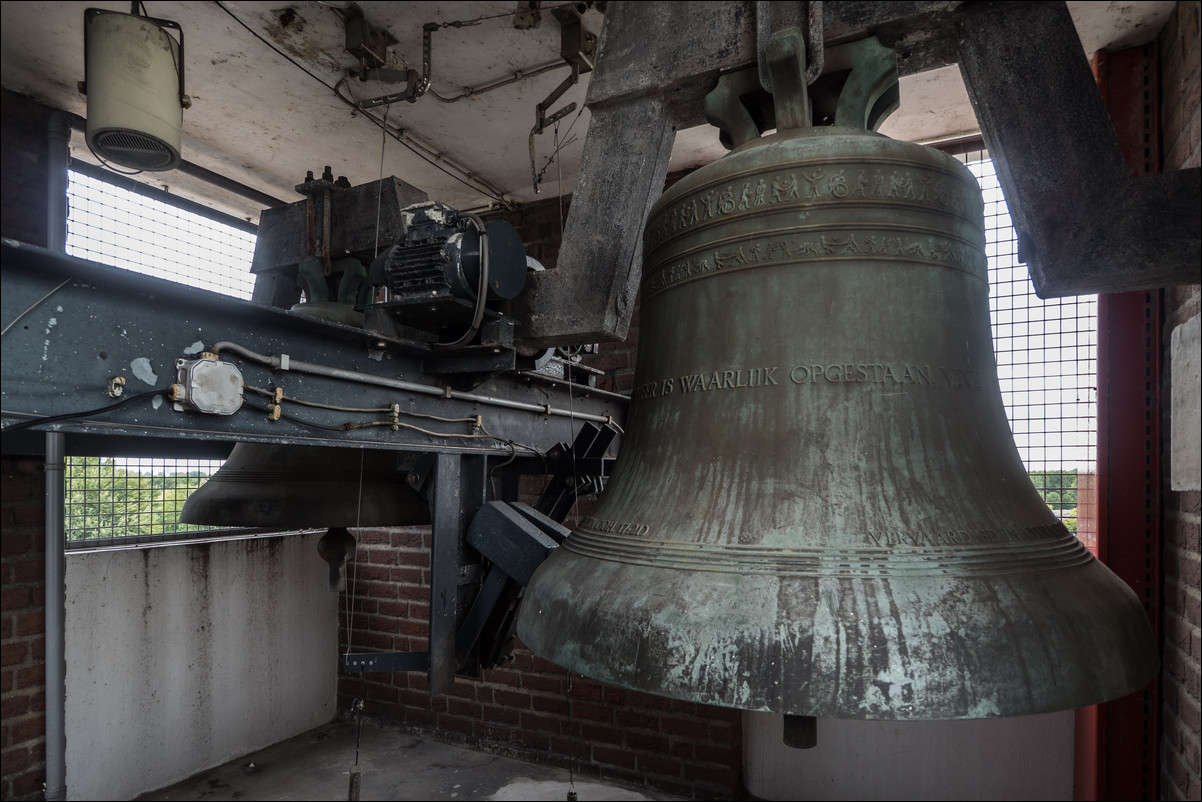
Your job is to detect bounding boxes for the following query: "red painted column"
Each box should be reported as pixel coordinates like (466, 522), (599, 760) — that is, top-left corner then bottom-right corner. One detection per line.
(1079, 45), (1164, 802)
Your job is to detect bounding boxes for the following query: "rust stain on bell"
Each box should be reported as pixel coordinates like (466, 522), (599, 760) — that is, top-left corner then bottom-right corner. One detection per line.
(516, 33), (1157, 720)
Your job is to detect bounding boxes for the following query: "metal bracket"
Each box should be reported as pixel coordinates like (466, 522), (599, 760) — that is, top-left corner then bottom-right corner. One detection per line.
(528, 4), (598, 193)
(343, 2), (398, 75)
(536, 421), (617, 522)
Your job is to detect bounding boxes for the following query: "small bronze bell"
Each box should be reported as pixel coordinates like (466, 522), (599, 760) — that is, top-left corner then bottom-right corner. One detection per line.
(179, 443), (429, 528)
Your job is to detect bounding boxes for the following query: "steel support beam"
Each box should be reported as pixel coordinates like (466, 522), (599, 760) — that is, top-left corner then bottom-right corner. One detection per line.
(0, 241), (624, 457)
(957, 1), (1201, 297)
(428, 453), (486, 694)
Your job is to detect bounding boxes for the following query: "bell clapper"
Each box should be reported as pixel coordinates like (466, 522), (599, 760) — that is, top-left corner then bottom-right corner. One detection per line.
(783, 715), (818, 749)
(317, 527), (358, 592)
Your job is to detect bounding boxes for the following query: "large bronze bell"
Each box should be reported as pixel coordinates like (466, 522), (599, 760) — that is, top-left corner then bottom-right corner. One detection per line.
(516, 33), (1157, 720)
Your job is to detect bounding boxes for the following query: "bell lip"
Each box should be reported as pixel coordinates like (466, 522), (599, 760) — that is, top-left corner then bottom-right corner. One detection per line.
(516, 550), (1160, 721)
(176, 443), (431, 528)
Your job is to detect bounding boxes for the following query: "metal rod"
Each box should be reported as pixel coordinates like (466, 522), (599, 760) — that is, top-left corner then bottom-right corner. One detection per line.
(209, 341), (620, 426)
(44, 110), (71, 802)
(429, 453), (463, 695)
(44, 432), (67, 801)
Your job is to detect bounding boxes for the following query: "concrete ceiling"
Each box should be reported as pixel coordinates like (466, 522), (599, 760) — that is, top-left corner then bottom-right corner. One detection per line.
(0, 1), (1177, 223)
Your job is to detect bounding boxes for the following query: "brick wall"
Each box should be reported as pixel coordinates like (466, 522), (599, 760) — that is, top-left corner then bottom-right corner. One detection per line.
(1, 89), (52, 802)
(336, 196), (743, 799)
(1, 88), (52, 248)
(1159, 3), (1201, 801)
(1, 457), (48, 802)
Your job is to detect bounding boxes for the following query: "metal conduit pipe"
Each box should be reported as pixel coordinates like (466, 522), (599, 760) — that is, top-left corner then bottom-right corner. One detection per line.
(209, 341), (620, 426)
(44, 109), (74, 802)
(42, 433), (67, 802)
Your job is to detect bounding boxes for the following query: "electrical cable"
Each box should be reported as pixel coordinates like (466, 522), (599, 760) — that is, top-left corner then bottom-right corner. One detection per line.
(434, 213), (489, 349)
(239, 398), (350, 431)
(210, 341), (622, 424)
(0, 388), (168, 433)
(428, 60), (567, 103)
(212, 0), (511, 206)
(241, 387), (543, 452)
(1, 277), (75, 337)
(243, 383), (481, 423)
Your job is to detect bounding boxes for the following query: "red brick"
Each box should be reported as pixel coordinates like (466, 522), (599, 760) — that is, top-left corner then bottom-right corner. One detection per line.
(615, 708), (661, 730)
(530, 694), (567, 715)
(626, 730), (669, 753)
(1, 694), (30, 718)
(519, 711), (564, 735)
(8, 559), (43, 584)
(6, 503), (44, 527)
(446, 698), (482, 718)
(479, 704), (521, 726)
(593, 744), (639, 770)
(11, 717), (43, 744)
(365, 683), (399, 704)
(696, 742), (740, 764)
(1, 588), (34, 613)
(568, 701), (612, 723)
(521, 673), (565, 694)
(482, 667), (522, 688)
(389, 530), (426, 549)
(1, 642), (28, 667)
(636, 753), (683, 779)
(548, 734), (591, 761)
(375, 599), (407, 617)
(14, 611), (43, 637)
(436, 713), (474, 736)
(12, 769), (47, 799)
(575, 722), (622, 744)
(363, 547), (399, 566)
(493, 689), (531, 710)
(660, 715), (710, 739)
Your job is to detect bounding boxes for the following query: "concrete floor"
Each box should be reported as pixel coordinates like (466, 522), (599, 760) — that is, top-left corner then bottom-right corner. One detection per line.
(138, 720), (681, 801)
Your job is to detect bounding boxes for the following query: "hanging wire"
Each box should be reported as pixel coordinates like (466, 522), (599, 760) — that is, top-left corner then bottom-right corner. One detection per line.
(1, 277), (75, 337)
(213, 1), (511, 207)
(556, 123), (580, 802)
(1, 388), (168, 433)
(375, 95), (391, 260)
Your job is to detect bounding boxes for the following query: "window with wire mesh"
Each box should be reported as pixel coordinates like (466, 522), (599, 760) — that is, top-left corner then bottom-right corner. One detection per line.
(66, 167), (257, 299)
(64, 457), (233, 547)
(958, 148), (1098, 550)
(63, 167), (258, 545)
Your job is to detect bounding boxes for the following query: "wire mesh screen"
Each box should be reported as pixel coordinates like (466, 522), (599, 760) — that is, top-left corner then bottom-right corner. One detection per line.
(63, 167), (260, 545)
(66, 168), (257, 299)
(961, 150), (1098, 550)
(64, 457), (228, 546)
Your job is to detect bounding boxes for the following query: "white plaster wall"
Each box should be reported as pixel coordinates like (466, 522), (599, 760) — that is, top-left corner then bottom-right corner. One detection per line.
(1170, 313), (1201, 491)
(64, 533), (338, 801)
(744, 709), (1074, 800)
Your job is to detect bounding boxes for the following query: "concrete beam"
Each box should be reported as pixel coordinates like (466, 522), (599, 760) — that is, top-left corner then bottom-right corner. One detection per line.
(520, 0), (968, 347)
(957, 1), (1201, 296)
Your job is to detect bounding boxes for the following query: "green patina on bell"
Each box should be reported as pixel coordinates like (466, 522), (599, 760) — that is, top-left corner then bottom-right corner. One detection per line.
(516, 32), (1157, 720)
